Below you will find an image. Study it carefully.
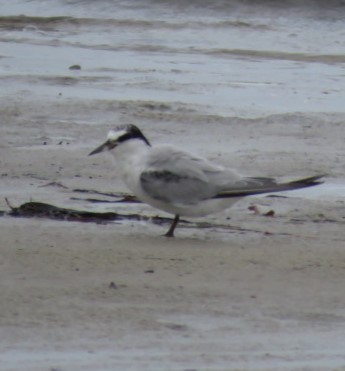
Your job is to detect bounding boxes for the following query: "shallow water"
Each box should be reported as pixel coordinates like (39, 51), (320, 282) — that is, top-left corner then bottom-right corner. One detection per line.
(2, 1), (345, 117)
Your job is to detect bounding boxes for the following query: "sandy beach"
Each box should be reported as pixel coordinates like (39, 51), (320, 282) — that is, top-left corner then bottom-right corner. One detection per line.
(1, 1), (345, 370)
(1, 97), (345, 370)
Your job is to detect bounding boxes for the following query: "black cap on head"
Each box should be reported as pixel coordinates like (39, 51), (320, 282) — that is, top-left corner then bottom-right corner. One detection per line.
(89, 124), (151, 156)
(116, 124), (151, 146)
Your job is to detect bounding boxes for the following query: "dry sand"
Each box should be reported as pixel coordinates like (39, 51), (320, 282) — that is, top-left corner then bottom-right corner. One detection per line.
(1, 96), (345, 370)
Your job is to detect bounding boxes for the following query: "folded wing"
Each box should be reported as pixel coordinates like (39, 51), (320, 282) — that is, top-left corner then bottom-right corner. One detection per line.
(139, 145), (237, 204)
(139, 145), (324, 203)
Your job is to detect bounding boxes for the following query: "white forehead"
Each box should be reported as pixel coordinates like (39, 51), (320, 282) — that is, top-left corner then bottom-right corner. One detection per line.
(107, 128), (127, 141)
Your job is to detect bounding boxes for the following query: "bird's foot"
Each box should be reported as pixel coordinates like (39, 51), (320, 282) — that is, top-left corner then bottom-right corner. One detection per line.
(163, 231), (175, 238)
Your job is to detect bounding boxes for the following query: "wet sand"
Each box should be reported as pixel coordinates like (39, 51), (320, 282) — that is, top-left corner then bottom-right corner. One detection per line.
(1, 97), (345, 370)
(2, 2), (345, 369)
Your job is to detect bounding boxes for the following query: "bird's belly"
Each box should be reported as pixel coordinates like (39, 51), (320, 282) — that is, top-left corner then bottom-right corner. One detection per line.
(139, 196), (242, 217)
(121, 168), (241, 217)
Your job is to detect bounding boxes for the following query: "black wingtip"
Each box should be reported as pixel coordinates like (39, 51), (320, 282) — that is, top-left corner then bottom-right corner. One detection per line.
(288, 174), (326, 187)
(214, 174), (326, 199)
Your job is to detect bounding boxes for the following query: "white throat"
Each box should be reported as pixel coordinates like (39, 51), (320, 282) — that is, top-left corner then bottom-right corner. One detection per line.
(109, 138), (150, 191)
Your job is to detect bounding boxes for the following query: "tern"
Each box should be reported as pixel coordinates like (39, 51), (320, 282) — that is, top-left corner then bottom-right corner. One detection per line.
(89, 124), (323, 237)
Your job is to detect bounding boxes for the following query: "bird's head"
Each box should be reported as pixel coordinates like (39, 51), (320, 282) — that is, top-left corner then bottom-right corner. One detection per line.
(88, 124), (151, 156)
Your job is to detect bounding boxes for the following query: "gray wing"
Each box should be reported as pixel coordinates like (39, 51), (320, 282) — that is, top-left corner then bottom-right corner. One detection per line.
(140, 169), (212, 203)
(139, 144), (313, 203)
(140, 145), (239, 204)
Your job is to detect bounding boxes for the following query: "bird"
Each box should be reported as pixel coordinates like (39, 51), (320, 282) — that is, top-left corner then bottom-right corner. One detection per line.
(89, 124), (323, 237)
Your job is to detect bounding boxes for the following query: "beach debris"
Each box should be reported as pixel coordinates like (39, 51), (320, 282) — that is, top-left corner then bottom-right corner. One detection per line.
(38, 181), (69, 189)
(248, 204), (275, 217)
(69, 64), (81, 70)
(108, 282), (118, 289)
(3, 199), (175, 225)
(71, 189), (141, 203)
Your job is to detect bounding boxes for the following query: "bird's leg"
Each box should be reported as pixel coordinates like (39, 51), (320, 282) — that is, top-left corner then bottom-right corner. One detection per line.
(164, 215), (180, 237)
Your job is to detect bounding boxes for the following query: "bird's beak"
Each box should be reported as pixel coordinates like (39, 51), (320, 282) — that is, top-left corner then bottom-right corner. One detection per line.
(88, 140), (113, 156)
